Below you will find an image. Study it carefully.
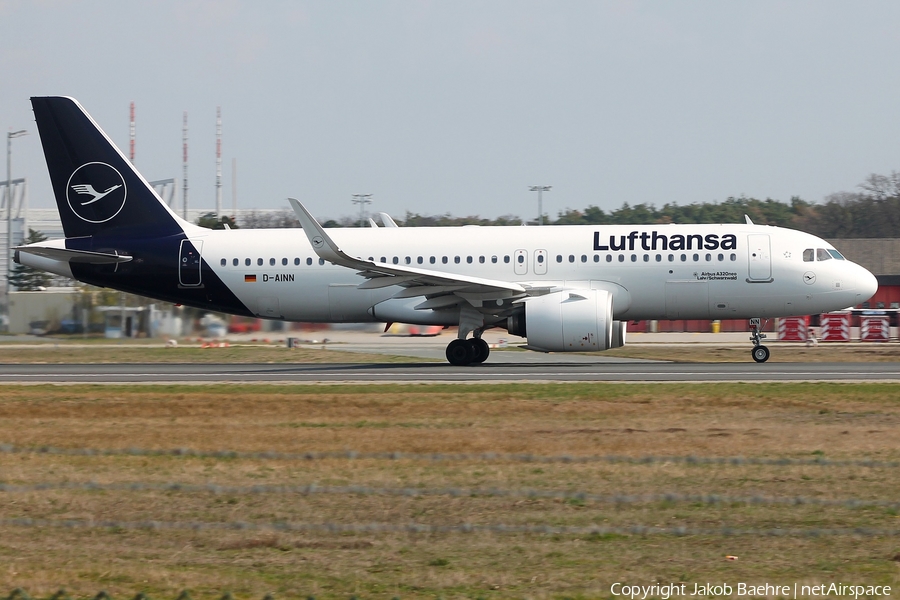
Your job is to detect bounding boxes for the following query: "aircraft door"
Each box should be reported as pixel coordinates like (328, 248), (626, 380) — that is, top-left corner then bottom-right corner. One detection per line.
(179, 239), (203, 287)
(747, 234), (772, 281)
(514, 249), (528, 276)
(534, 249), (548, 275)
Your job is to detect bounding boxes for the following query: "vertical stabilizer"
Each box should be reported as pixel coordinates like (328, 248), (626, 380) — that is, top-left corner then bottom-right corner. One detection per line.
(31, 96), (185, 239)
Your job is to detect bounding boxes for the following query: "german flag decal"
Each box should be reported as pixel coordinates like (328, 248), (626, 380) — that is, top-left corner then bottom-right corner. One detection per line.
(244, 274), (257, 283)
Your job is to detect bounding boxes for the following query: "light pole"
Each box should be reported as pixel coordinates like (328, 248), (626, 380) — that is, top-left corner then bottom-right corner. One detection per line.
(6, 129), (27, 313)
(529, 185), (551, 225)
(352, 193), (372, 227)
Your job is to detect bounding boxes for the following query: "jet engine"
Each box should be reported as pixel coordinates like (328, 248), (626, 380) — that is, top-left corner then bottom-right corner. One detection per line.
(508, 289), (619, 352)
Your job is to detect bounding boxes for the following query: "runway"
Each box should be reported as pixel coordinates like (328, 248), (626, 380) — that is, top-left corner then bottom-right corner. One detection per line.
(1, 358), (899, 383)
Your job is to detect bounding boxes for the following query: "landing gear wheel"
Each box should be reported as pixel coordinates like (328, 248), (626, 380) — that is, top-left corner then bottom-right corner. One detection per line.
(446, 339), (475, 366)
(752, 345), (770, 363)
(469, 338), (490, 364)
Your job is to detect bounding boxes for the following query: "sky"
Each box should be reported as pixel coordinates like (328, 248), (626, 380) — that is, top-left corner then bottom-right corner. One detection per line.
(2, 0), (900, 223)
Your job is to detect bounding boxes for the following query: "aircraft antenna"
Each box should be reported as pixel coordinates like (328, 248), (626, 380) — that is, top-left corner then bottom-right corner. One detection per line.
(182, 112), (189, 220)
(352, 193), (373, 228)
(129, 102), (135, 164)
(215, 106), (222, 219)
(529, 185), (552, 225)
(232, 157), (237, 222)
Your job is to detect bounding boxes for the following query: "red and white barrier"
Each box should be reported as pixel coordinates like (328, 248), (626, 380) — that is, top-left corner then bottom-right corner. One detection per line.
(820, 312), (851, 342)
(777, 316), (809, 341)
(860, 315), (890, 342)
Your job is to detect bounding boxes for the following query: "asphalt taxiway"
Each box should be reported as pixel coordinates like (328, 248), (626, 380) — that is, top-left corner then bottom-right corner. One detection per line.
(1, 360), (899, 384)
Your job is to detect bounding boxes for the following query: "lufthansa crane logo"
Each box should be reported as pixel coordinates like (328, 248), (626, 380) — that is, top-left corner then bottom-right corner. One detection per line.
(66, 162), (127, 223)
(311, 236), (325, 249)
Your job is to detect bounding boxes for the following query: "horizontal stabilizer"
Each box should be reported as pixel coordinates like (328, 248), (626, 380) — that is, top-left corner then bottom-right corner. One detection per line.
(16, 246), (133, 264)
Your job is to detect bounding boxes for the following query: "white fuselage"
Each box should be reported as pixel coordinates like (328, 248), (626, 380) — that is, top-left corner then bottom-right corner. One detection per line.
(184, 222), (876, 324)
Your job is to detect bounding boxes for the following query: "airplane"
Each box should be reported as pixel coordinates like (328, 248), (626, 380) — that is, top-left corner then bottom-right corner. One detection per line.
(16, 96), (878, 365)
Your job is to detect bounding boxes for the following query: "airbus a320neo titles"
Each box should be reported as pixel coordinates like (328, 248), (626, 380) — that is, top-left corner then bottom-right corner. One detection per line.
(17, 97), (878, 365)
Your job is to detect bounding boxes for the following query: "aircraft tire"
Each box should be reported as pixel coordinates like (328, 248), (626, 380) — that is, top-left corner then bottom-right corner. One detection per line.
(446, 339), (475, 366)
(469, 338), (490, 364)
(751, 345), (770, 363)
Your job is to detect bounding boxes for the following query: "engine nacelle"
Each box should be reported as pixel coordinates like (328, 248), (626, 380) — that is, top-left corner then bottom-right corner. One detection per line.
(514, 289), (615, 352)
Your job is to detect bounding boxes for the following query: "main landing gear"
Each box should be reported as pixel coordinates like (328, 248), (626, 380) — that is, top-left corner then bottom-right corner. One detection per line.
(446, 335), (490, 366)
(749, 318), (770, 363)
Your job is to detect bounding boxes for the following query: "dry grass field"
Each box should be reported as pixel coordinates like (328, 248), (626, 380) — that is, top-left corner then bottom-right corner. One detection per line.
(0, 383), (899, 599)
(0, 344), (427, 364)
(1, 339), (900, 365)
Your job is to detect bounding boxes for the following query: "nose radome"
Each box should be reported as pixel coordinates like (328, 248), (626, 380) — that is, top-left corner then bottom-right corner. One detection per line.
(858, 266), (878, 302)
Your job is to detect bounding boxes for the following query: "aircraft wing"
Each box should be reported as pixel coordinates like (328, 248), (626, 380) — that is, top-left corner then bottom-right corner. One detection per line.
(289, 198), (540, 305)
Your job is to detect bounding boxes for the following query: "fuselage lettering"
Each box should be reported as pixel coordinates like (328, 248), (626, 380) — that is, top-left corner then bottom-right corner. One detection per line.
(262, 273), (295, 283)
(593, 231), (738, 253)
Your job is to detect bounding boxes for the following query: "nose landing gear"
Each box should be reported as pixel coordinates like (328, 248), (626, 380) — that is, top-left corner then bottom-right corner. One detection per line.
(749, 318), (770, 363)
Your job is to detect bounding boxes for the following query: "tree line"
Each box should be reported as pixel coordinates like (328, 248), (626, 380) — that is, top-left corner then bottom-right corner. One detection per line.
(222, 170), (900, 238)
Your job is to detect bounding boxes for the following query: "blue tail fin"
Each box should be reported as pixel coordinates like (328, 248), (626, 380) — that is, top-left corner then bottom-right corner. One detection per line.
(31, 96), (184, 239)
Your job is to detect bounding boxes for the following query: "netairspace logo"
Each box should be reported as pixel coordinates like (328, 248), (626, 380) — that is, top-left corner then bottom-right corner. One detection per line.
(610, 582), (892, 599)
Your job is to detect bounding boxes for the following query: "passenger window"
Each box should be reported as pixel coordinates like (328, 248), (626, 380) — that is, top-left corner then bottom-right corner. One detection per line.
(816, 248), (832, 261)
(257, 258), (263, 266)
(718, 253), (724, 261)
(504, 255), (510, 264)
(220, 258), (226, 266)
(803, 249), (815, 262)
(430, 256), (436, 264)
(606, 255), (612, 263)
(442, 256), (448, 264)
(233, 258), (239, 266)
(631, 254), (637, 262)
(618, 255), (625, 262)
(269, 258), (275, 266)
(730, 253), (736, 261)
(581, 255), (587, 263)
(319, 258), (325, 266)
(417, 256), (423, 264)
(568, 255), (575, 263)
(455, 256), (461, 264)
(245, 258), (251, 266)
(537, 254), (545, 264)
(643, 254), (649, 262)
(692, 253), (699, 261)
(655, 254), (661, 262)
(479, 256), (485, 264)
(307, 258), (313, 266)
(594, 255), (600, 263)
(466, 256), (473, 264)
(282, 258), (288, 266)
(705, 253), (711, 261)
(405, 256), (411, 265)
(668, 254), (674, 262)
(393, 257), (399, 264)
(680, 254), (687, 262)
(380, 256), (386, 263)
(491, 256), (498, 263)
(556, 255), (563, 263)
(517, 255), (524, 264)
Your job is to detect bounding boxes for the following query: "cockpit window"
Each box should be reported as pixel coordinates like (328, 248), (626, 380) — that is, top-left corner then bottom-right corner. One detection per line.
(816, 248), (832, 261)
(803, 249), (814, 262)
(827, 249), (845, 260)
